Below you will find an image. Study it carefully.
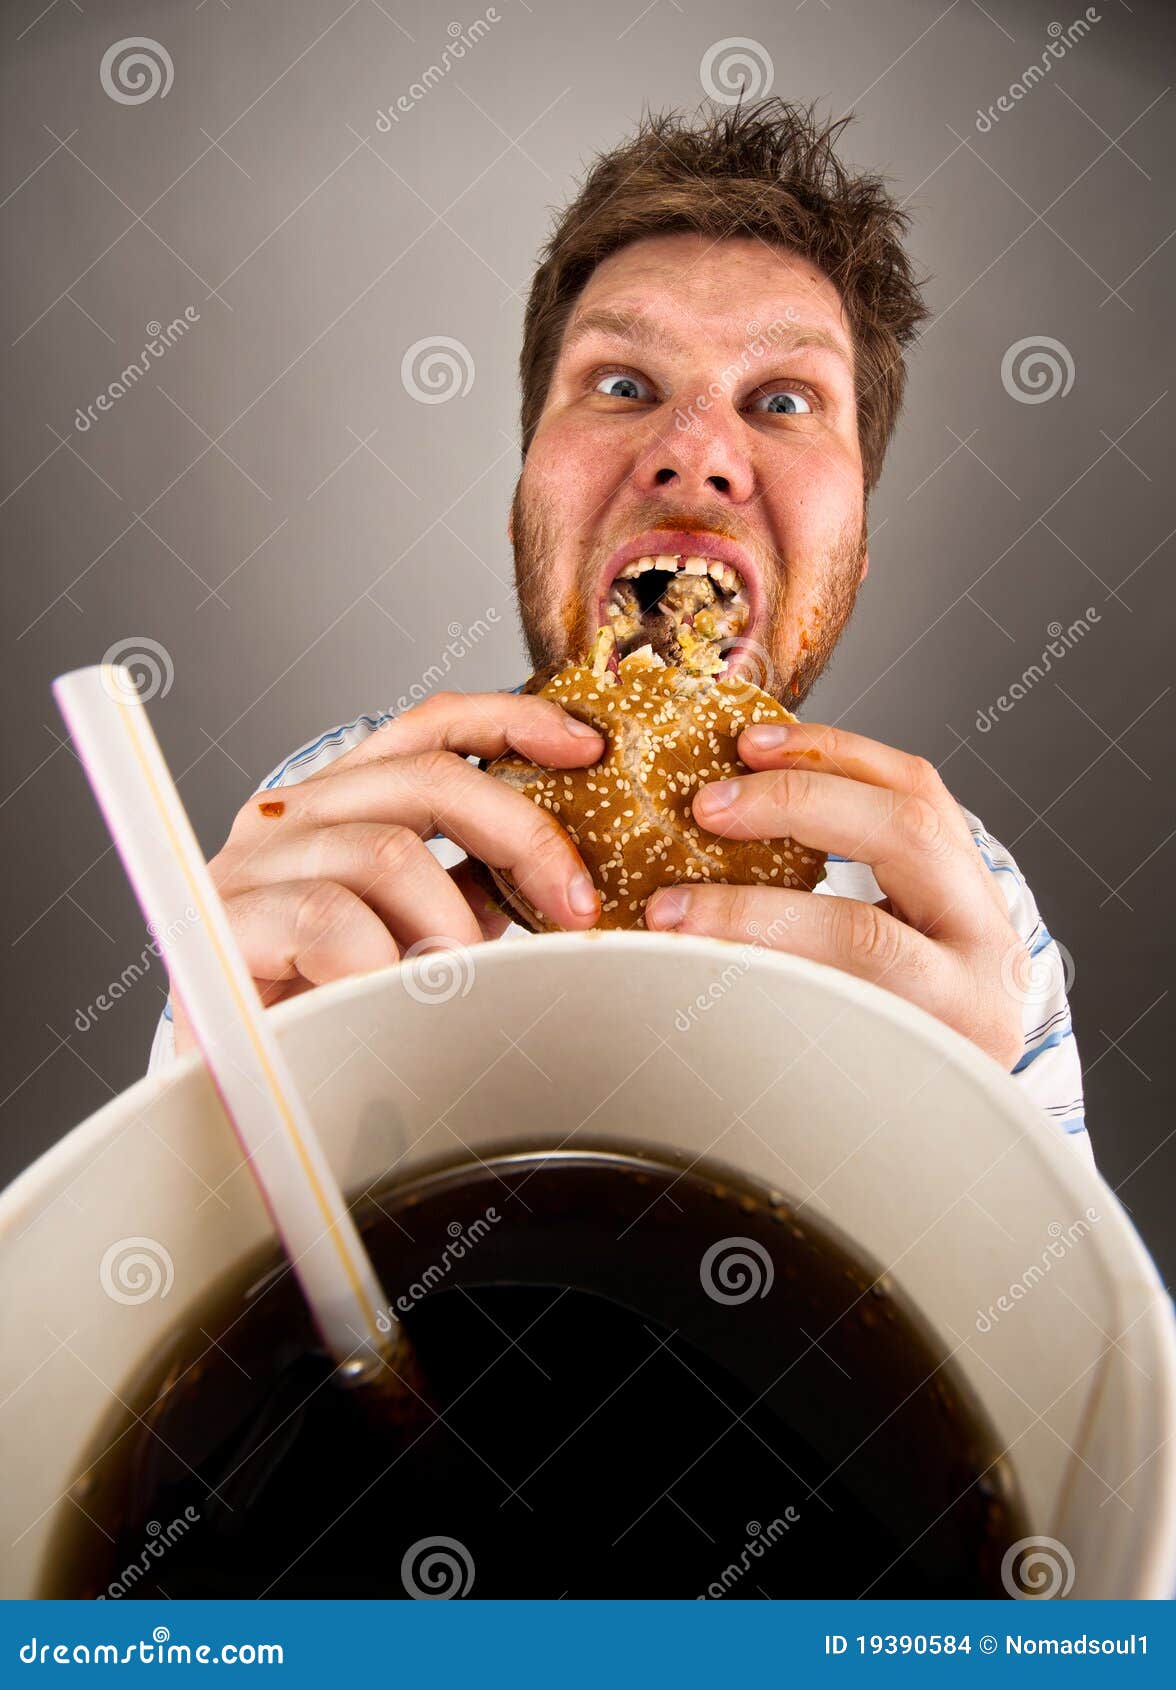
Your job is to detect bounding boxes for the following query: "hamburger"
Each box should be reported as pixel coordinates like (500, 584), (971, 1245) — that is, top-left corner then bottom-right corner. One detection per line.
(474, 549), (827, 931)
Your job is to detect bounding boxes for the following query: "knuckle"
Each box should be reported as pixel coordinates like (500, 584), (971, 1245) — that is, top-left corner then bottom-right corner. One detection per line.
(363, 825), (420, 882)
(291, 881), (355, 946)
(906, 754), (942, 796)
(718, 885), (760, 936)
(892, 793), (952, 859)
(830, 898), (902, 972)
(766, 767), (807, 817)
(814, 726), (849, 768)
(407, 747), (459, 788)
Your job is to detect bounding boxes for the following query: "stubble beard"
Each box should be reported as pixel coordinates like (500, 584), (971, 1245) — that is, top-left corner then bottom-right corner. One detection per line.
(509, 474), (867, 712)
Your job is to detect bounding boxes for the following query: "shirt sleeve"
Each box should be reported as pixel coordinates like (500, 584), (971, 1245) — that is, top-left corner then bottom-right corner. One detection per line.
(959, 809), (1092, 1167)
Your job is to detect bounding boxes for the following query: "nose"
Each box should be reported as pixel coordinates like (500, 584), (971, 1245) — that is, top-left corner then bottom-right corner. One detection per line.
(631, 403), (756, 506)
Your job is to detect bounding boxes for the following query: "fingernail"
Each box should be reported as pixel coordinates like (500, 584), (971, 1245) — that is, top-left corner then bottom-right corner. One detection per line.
(567, 870), (599, 917)
(564, 715), (602, 739)
(743, 723), (793, 750)
(697, 779), (738, 811)
(647, 889), (690, 929)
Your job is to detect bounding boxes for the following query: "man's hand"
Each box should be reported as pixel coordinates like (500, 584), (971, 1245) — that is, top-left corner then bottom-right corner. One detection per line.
(644, 720), (1026, 1071)
(172, 692), (604, 1054)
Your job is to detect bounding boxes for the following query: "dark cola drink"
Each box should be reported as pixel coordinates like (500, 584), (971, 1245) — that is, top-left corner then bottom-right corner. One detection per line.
(44, 1151), (1027, 1598)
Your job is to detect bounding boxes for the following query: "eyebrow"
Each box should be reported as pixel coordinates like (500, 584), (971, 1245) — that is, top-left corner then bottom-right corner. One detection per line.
(563, 306), (852, 370)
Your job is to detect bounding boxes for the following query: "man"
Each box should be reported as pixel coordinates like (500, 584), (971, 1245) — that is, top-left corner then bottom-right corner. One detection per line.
(150, 100), (1089, 1161)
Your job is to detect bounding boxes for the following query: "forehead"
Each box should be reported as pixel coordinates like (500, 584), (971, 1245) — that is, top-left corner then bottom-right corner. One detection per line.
(565, 231), (853, 361)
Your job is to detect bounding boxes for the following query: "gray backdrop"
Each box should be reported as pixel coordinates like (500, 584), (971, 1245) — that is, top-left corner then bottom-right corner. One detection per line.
(2, 0), (1173, 1277)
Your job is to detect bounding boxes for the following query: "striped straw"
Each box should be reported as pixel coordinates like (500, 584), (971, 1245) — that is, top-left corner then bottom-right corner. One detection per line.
(53, 664), (391, 1376)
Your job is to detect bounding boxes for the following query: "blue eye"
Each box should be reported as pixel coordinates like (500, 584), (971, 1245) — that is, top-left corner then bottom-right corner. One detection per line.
(595, 372), (653, 400)
(753, 389), (812, 416)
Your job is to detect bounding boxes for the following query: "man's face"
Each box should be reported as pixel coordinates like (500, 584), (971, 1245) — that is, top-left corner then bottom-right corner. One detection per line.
(510, 231), (868, 707)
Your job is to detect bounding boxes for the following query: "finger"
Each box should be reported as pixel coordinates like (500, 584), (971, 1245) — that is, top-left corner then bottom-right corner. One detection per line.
(645, 883), (957, 1021)
(264, 753), (600, 929)
(218, 822), (484, 954)
(448, 856), (515, 940)
(738, 721), (970, 824)
(219, 879), (400, 988)
(304, 691), (605, 778)
(690, 767), (990, 942)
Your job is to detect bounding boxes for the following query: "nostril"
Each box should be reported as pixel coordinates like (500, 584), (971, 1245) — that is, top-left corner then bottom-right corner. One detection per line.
(708, 475), (730, 494)
(654, 467), (675, 485)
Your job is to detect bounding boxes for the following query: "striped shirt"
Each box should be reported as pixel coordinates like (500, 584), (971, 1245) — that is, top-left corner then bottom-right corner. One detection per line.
(149, 697), (1092, 1165)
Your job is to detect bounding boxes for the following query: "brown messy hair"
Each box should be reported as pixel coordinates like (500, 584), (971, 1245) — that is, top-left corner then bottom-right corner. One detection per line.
(519, 98), (930, 496)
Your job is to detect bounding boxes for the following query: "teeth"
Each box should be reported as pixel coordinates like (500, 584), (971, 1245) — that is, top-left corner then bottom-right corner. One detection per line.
(610, 553), (746, 595)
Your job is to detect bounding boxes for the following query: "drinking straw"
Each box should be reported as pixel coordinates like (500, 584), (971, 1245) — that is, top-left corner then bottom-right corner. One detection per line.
(53, 664), (392, 1379)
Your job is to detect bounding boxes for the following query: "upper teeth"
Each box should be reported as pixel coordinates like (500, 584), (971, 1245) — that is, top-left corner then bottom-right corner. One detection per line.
(615, 555), (741, 594)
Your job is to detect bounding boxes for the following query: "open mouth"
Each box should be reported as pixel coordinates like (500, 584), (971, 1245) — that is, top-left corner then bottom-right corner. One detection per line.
(599, 553), (752, 677)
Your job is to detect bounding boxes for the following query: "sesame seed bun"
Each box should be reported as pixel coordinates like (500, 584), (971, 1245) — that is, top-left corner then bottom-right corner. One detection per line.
(472, 648), (827, 933)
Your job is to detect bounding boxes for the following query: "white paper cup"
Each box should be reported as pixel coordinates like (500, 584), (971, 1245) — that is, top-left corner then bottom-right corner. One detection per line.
(2, 933), (1173, 1598)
